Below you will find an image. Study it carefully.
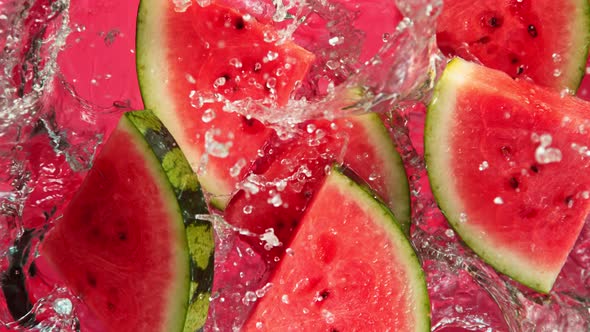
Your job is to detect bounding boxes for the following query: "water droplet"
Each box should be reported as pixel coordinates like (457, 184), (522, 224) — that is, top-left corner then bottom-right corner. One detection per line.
(255, 322), (263, 329)
(445, 229), (454, 238)
(322, 309), (335, 324)
(243, 205), (253, 214)
(260, 228), (281, 250)
(285, 248), (295, 256)
(229, 158), (246, 178)
(267, 193), (283, 207)
(264, 51), (279, 63)
(478, 161), (489, 171)
(459, 213), (468, 223)
(53, 298), (72, 316)
(534, 134), (562, 164)
(328, 36), (342, 46)
(173, 0), (192, 12)
(229, 58), (243, 68)
(281, 294), (290, 304)
(201, 108), (216, 123)
(493, 197), (504, 205)
(214, 76), (227, 88)
(242, 291), (258, 304)
(552, 53), (562, 63)
(204, 129), (233, 158)
(553, 69), (562, 77)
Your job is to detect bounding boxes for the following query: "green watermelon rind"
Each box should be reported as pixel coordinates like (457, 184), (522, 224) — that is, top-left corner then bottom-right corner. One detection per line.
(329, 167), (430, 331)
(424, 58), (557, 293)
(564, 0), (590, 92)
(352, 113), (412, 232)
(125, 110), (215, 331)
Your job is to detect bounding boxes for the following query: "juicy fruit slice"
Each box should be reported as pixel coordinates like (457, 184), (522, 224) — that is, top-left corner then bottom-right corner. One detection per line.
(224, 113), (410, 259)
(40, 111), (214, 331)
(436, 0), (590, 91)
(242, 168), (429, 331)
(425, 58), (590, 293)
(136, 1), (315, 209)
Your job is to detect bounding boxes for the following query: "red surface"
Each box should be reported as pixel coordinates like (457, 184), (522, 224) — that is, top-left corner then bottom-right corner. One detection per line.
(243, 172), (419, 331)
(40, 122), (184, 331)
(158, 3), (314, 199)
(450, 66), (590, 272)
(437, 0), (586, 91)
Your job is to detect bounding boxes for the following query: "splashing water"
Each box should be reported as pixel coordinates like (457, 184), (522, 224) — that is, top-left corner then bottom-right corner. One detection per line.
(0, 0), (588, 331)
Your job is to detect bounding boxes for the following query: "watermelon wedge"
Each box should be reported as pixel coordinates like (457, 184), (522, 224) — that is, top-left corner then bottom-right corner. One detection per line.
(425, 58), (590, 293)
(136, 1), (315, 209)
(436, 0), (590, 91)
(40, 111), (214, 331)
(242, 167), (430, 331)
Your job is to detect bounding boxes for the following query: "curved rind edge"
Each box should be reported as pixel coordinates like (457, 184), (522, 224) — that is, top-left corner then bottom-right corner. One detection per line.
(566, 0), (590, 91)
(329, 167), (430, 332)
(424, 58), (557, 293)
(124, 110), (215, 331)
(353, 113), (412, 232)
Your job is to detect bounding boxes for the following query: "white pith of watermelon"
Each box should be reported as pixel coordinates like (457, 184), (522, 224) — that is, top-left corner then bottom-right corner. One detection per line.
(242, 168), (430, 331)
(40, 115), (192, 331)
(425, 58), (590, 293)
(136, 1), (315, 209)
(436, 0), (590, 92)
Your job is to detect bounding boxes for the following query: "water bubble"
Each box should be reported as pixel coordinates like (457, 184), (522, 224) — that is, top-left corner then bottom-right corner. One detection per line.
(243, 205), (253, 214)
(479, 161), (489, 171)
(53, 298), (72, 316)
(553, 69), (562, 77)
(204, 129), (233, 158)
(552, 53), (562, 63)
(229, 58), (243, 68)
(281, 294), (290, 304)
(285, 248), (295, 256)
(267, 192), (283, 207)
(260, 228), (281, 250)
(256, 322), (263, 329)
(534, 134), (562, 164)
(306, 123), (316, 133)
(255, 283), (273, 298)
(322, 309), (335, 324)
(266, 77), (277, 90)
(214, 76), (227, 88)
(326, 60), (340, 70)
(201, 108), (216, 123)
(445, 229), (454, 238)
(264, 51), (279, 63)
(196, 0), (211, 6)
(242, 291), (258, 305)
(229, 158), (246, 178)
(173, 0), (192, 12)
(328, 36), (343, 46)
(493, 197), (504, 205)
(459, 213), (468, 223)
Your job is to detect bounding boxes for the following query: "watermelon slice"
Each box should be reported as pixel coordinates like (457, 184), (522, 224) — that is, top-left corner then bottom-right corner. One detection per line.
(242, 168), (429, 331)
(136, 1), (315, 209)
(425, 58), (590, 293)
(40, 111), (215, 331)
(436, 0), (590, 91)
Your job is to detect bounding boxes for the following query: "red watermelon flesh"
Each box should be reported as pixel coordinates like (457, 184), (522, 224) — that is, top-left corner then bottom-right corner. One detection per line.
(39, 116), (190, 331)
(136, 2), (315, 208)
(436, 0), (590, 92)
(224, 113), (411, 262)
(426, 58), (590, 293)
(242, 168), (429, 331)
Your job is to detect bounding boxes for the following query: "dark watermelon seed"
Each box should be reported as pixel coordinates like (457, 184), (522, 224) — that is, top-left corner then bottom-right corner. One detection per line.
(234, 17), (245, 30)
(476, 36), (491, 44)
(318, 289), (330, 300)
(480, 11), (503, 29)
(87, 273), (97, 287)
(509, 177), (519, 189)
(565, 195), (574, 207)
(500, 145), (512, 159)
(527, 24), (538, 37)
(241, 115), (255, 127)
(118, 232), (127, 241)
(510, 55), (519, 64)
(330, 329), (339, 332)
(516, 65), (524, 75)
(107, 302), (115, 312)
(530, 164), (539, 173)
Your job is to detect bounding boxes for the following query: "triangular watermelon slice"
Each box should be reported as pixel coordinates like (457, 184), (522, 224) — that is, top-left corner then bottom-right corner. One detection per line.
(436, 0), (590, 92)
(136, 1), (315, 209)
(39, 111), (214, 331)
(425, 58), (590, 293)
(242, 167), (430, 331)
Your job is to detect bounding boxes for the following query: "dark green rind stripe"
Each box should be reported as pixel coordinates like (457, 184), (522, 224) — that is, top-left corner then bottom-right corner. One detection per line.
(124, 110), (214, 331)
